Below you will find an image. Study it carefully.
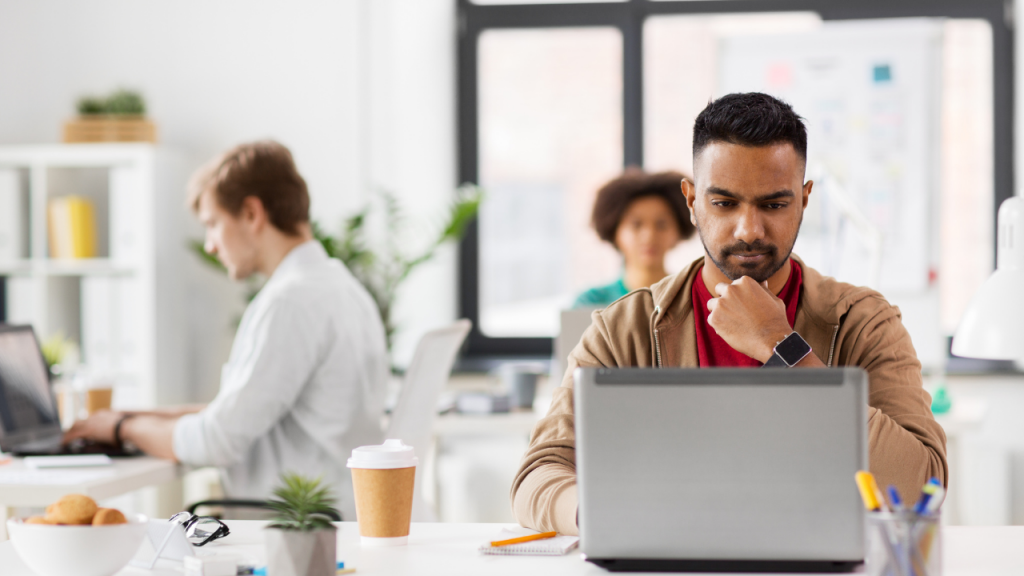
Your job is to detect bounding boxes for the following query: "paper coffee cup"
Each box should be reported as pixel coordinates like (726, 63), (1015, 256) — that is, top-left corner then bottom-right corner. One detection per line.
(85, 387), (113, 415)
(347, 439), (418, 546)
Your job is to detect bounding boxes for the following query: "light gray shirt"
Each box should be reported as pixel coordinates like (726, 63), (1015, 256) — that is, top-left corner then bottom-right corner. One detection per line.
(173, 240), (387, 521)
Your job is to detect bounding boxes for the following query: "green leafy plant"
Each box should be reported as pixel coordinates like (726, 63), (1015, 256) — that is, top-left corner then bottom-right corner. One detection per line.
(40, 331), (79, 375)
(190, 184), (483, 353)
(266, 473), (339, 532)
(76, 97), (107, 115)
(319, 184), (483, 349)
(76, 89), (146, 116)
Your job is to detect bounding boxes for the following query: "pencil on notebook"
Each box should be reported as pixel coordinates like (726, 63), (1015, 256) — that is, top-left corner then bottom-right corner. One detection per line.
(490, 531), (558, 547)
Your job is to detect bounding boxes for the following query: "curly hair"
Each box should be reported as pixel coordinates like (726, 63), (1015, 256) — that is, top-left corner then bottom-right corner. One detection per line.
(591, 168), (695, 247)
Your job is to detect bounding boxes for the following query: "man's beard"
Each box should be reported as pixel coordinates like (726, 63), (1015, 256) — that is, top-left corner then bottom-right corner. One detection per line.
(694, 217), (799, 283)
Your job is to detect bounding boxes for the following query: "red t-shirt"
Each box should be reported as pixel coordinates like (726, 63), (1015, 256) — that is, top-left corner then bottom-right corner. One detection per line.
(692, 260), (803, 367)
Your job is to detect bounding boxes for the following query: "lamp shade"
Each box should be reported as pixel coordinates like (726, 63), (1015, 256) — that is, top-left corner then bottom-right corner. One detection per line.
(952, 197), (1024, 360)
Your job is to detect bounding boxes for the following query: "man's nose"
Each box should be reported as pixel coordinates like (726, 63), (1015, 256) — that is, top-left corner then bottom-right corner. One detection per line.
(734, 206), (765, 245)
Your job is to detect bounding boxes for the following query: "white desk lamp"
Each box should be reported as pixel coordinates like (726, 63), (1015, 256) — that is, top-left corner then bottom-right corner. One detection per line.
(951, 197), (1024, 360)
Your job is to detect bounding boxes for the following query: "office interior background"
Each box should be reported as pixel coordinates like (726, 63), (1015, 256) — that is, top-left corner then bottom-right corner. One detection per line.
(0, 0), (1021, 526)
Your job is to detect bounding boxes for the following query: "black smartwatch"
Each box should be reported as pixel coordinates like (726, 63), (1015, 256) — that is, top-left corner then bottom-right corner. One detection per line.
(762, 332), (812, 368)
(113, 414), (135, 451)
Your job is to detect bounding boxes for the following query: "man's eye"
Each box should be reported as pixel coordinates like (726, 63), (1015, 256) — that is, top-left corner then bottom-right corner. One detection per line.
(711, 200), (734, 208)
(765, 203), (787, 210)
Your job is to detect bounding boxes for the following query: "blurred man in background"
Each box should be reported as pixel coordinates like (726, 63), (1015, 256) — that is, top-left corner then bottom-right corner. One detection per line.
(66, 141), (388, 520)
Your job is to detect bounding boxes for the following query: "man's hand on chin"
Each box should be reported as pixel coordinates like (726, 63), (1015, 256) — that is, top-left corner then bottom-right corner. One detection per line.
(63, 409), (122, 446)
(706, 276), (793, 363)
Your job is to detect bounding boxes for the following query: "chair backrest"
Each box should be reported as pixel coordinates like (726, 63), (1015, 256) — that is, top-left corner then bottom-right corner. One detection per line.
(386, 319), (471, 521)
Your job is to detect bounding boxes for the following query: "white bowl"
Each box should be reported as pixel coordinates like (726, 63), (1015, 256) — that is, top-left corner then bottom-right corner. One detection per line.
(7, 513), (148, 576)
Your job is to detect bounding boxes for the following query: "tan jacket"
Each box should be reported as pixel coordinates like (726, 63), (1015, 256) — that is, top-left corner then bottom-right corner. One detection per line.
(511, 256), (948, 535)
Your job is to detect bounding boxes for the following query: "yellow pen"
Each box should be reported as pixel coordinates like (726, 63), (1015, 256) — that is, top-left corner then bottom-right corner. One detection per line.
(854, 471), (885, 512)
(490, 531), (558, 547)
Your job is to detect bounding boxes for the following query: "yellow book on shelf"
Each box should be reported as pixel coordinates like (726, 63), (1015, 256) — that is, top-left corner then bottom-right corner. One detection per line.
(67, 196), (97, 258)
(47, 196), (97, 259)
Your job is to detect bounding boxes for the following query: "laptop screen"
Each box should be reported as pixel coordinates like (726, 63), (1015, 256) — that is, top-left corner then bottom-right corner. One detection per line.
(0, 325), (61, 447)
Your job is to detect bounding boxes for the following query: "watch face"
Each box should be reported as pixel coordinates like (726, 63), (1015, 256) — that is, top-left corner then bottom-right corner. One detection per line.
(776, 333), (811, 365)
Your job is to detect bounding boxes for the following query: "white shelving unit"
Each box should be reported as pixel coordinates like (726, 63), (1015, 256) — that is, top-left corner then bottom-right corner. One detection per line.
(0, 143), (189, 409)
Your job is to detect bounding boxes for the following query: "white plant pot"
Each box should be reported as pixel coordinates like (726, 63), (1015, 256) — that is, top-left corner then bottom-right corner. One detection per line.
(265, 527), (337, 576)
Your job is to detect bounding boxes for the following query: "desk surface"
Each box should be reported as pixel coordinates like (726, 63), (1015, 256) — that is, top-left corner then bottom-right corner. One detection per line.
(0, 456), (180, 506)
(2, 521), (1024, 576)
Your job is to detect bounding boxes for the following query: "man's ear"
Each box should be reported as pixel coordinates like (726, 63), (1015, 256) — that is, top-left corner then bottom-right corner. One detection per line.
(802, 180), (813, 209)
(239, 196), (268, 231)
(681, 178), (698, 226)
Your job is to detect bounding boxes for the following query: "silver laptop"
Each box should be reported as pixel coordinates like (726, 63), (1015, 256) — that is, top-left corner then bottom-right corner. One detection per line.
(0, 324), (135, 456)
(574, 367), (867, 573)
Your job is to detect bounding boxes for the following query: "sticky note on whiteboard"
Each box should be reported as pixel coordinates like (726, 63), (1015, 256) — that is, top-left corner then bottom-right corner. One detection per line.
(873, 64), (892, 83)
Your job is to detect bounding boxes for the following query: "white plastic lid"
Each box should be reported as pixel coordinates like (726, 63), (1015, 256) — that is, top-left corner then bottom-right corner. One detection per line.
(347, 439), (418, 470)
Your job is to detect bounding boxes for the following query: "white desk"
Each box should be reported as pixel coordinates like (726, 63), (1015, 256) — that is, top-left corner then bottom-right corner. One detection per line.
(433, 410), (540, 437)
(2, 521), (1023, 576)
(0, 456), (180, 539)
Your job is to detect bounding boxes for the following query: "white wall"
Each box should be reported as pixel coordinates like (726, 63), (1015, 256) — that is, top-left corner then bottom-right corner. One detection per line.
(0, 0), (460, 396)
(0, 1), (365, 223)
(362, 0), (459, 366)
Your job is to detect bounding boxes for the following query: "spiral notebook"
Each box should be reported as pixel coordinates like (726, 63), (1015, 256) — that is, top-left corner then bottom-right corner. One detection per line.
(479, 528), (579, 556)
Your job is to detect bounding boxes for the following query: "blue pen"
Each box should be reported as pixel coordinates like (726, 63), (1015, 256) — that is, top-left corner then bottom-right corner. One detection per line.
(913, 478), (942, 515)
(886, 485), (903, 512)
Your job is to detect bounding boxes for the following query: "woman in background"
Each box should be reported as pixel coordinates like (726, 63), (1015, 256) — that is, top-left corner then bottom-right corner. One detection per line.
(573, 169), (696, 308)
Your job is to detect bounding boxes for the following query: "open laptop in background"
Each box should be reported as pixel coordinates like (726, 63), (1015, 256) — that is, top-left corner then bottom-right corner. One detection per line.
(574, 367), (867, 573)
(0, 324), (137, 456)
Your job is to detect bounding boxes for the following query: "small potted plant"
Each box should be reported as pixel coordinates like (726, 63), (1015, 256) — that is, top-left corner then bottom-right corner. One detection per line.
(64, 89), (157, 143)
(265, 473), (340, 576)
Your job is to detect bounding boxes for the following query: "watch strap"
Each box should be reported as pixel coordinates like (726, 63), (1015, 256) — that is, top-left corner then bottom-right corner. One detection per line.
(762, 352), (789, 368)
(114, 414), (134, 450)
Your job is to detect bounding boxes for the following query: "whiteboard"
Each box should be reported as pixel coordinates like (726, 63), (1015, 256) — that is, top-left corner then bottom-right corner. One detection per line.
(718, 19), (945, 367)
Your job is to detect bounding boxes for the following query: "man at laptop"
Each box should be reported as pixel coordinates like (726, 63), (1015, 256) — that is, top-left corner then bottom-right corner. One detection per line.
(512, 93), (947, 535)
(64, 141), (388, 520)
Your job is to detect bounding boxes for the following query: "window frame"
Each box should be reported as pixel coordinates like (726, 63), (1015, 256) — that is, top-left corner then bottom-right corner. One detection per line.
(457, 0), (1014, 358)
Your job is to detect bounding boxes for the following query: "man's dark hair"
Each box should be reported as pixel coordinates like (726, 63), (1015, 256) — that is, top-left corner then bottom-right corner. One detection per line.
(692, 93), (807, 161)
(591, 168), (696, 247)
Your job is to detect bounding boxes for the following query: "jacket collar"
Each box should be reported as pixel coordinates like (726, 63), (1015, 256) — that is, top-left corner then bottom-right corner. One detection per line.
(646, 254), (869, 367)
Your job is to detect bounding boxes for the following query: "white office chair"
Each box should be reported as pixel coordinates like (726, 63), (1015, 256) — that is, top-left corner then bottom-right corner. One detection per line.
(386, 319), (472, 522)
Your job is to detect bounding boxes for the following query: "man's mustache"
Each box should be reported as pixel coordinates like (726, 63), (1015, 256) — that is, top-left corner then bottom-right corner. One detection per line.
(722, 241), (777, 256)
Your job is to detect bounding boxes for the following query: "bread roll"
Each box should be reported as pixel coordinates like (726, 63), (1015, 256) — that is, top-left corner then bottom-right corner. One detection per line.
(92, 508), (128, 525)
(45, 494), (99, 525)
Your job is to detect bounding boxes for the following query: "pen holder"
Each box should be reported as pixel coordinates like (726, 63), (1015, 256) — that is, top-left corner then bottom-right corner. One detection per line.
(865, 511), (941, 576)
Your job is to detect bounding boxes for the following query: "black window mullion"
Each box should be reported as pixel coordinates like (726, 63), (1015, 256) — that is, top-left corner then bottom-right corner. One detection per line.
(457, 0), (1013, 361)
(623, 0), (644, 167)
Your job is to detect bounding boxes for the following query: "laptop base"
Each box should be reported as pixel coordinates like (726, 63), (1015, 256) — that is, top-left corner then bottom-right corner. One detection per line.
(585, 558), (862, 573)
(11, 439), (141, 458)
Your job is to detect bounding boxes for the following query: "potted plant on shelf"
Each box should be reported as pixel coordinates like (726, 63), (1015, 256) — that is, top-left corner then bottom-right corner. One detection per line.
(265, 473), (340, 576)
(64, 89), (157, 143)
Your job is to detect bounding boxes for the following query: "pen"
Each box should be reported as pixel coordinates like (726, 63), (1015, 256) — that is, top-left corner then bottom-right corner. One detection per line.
(913, 478), (942, 515)
(923, 484), (945, 515)
(886, 485), (903, 513)
(490, 531), (558, 547)
(854, 471), (884, 512)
